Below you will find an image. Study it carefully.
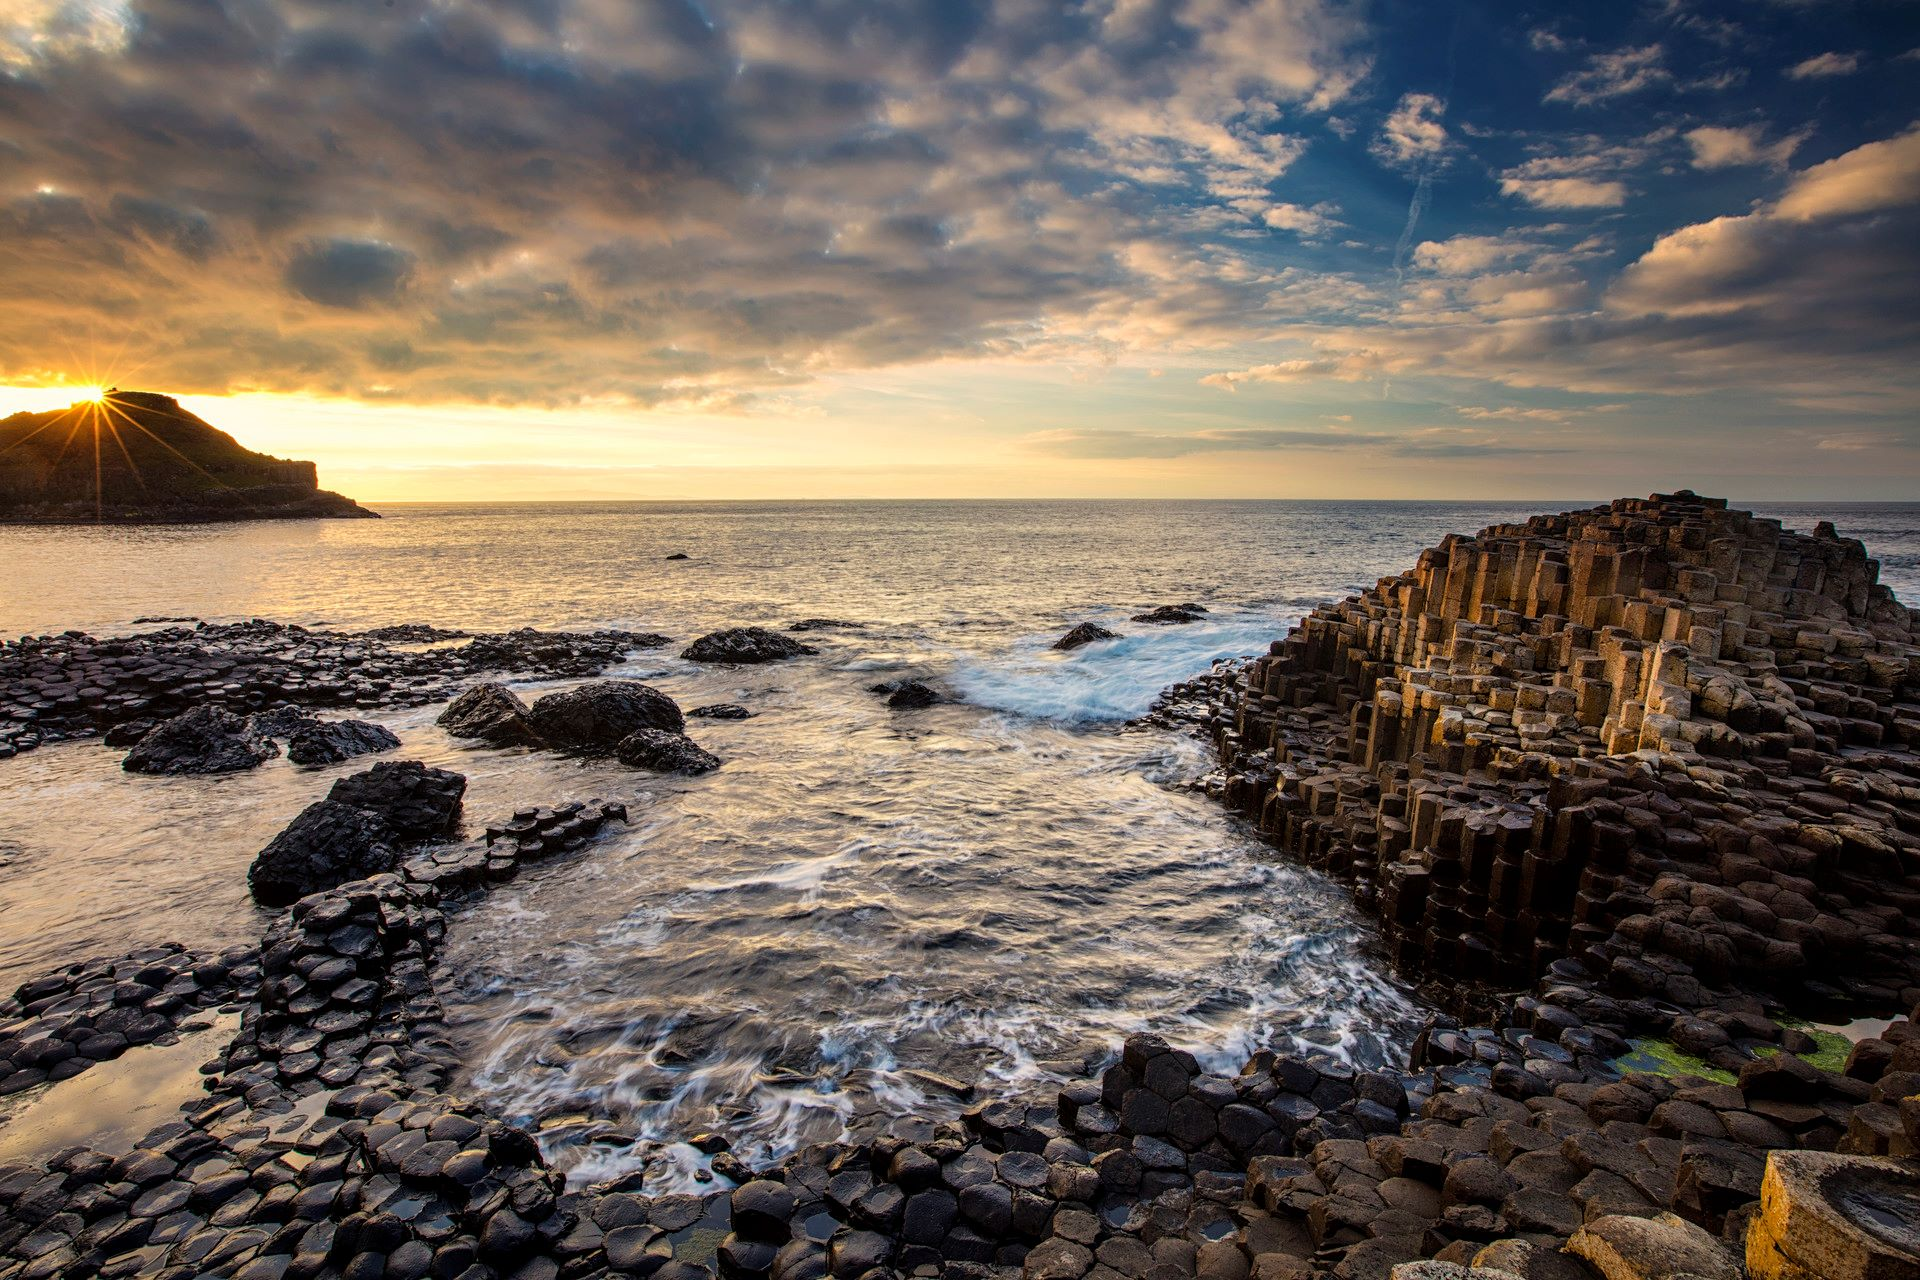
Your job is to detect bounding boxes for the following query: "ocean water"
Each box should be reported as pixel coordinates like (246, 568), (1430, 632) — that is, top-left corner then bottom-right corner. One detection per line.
(1, 498), (1913, 1187)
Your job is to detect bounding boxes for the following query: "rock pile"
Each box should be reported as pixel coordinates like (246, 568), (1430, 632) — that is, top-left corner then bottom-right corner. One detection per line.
(682, 628), (818, 664)
(439, 679), (720, 774)
(0, 623), (667, 762)
(248, 761), (468, 906)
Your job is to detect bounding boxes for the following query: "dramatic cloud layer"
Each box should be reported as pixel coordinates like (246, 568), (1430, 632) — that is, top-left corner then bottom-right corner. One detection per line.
(2, 0), (1917, 495)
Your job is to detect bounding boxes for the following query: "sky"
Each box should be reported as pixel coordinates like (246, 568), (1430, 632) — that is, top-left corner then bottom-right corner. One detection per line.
(1, 0), (1918, 501)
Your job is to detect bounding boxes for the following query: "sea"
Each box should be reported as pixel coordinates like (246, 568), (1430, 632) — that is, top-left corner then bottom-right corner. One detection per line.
(2, 498), (1914, 1187)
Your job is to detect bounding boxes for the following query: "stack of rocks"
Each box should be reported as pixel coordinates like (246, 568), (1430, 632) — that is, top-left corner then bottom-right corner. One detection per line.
(1208, 492), (1919, 1018)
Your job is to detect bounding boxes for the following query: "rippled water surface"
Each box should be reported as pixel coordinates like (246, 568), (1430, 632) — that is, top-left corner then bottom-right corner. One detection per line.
(2, 498), (1913, 1186)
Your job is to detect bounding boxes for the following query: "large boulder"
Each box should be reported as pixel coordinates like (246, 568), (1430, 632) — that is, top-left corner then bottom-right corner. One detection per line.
(248, 800), (399, 907)
(287, 719), (401, 767)
(615, 728), (721, 774)
(122, 705), (278, 775)
(438, 682), (542, 747)
(526, 680), (684, 750)
(1054, 622), (1119, 650)
(326, 760), (467, 839)
(681, 627), (818, 664)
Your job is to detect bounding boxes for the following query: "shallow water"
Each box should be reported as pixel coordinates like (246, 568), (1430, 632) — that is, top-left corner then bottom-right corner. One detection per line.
(2, 498), (1913, 1187)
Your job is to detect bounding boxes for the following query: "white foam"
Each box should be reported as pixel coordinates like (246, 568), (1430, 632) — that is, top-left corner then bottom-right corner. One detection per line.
(948, 613), (1282, 723)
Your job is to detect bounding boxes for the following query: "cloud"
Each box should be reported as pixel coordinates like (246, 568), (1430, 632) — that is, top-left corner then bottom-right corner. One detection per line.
(1786, 52), (1860, 80)
(1545, 45), (1671, 107)
(1412, 235), (1541, 275)
(1371, 92), (1450, 168)
(1455, 405), (1569, 422)
(285, 239), (416, 309)
(1774, 124), (1920, 221)
(1023, 425), (1559, 460)
(1500, 177), (1628, 208)
(1685, 124), (1803, 170)
(1261, 202), (1343, 236)
(0, 0), (1374, 404)
(1199, 352), (1382, 389)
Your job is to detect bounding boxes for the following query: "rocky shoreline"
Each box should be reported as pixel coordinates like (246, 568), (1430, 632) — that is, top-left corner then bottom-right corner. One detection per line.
(3, 492), (1919, 1280)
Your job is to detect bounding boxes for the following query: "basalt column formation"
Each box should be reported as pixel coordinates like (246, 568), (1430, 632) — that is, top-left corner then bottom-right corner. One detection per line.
(1213, 492), (1920, 1021)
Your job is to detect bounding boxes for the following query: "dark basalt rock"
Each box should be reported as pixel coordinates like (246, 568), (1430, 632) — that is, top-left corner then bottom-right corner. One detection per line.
(1130, 604), (1207, 625)
(245, 705), (320, 739)
(249, 800), (399, 906)
(869, 679), (941, 709)
(682, 628), (818, 664)
(614, 728), (721, 774)
(526, 680), (685, 750)
(363, 624), (469, 643)
(454, 628), (670, 677)
(1053, 623), (1119, 651)
(438, 682), (542, 747)
(326, 760), (467, 839)
(788, 618), (864, 632)
(691, 703), (752, 720)
(665, 552), (691, 560)
(121, 705), (279, 775)
(286, 718), (401, 766)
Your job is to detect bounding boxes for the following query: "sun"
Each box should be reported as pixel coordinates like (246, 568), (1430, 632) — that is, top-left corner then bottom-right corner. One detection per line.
(76, 385), (107, 404)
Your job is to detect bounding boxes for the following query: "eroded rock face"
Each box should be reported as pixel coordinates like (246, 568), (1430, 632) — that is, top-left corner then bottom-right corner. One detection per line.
(286, 718), (401, 766)
(326, 760), (467, 840)
(249, 799), (400, 906)
(526, 679), (684, 750)
(121, 705), (278, 775)
(614, 728), (721, 774)
(438, 681), (541, 746)
(1054, 622), (1119, 650)
(682, 627), (818, 663)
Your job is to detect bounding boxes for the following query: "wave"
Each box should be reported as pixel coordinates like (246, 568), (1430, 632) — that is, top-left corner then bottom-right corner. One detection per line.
(948, 611), (1284, 723)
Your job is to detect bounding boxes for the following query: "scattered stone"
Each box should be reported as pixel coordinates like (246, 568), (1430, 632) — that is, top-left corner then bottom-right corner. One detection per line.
(869, 679), (941, 708)
(690, 704), (752, 719)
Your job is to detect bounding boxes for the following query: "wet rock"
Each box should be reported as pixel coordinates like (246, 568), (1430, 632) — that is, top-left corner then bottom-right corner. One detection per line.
(438, 683), (542, 747)
(1053, 623), (1119, 651)
(691, 704), (752, 720)
(1131, 605), (1207, 625)
(788, 619), (863, 633)
(665, 552), (691, 560)
(248, 800), (399, 906)
(122, 705), (278, 775)
(615, 729), (721, 774)
(327, 760), (467, 839)
(869, 679), (940, 709)
(682, 628), (818, 664)
(286, 718), (401, 766)
(527, 680), (685, 750)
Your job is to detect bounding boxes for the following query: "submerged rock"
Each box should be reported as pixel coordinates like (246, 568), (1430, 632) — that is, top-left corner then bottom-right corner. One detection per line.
(869, 678), (941, 708)
(615, 728), (721, 774)
(665, 552), (691, 560)
(438, 681), (542, 746)
(248, 799), (400, 906)
(326, 759), (467, 839)
(121, 705), (279, 775)
(691, 703), (753, 719)
(682, 627), (819, 663)
(1053, 622), (1119, 650)
(527, 680), (685, 750)
(286, 718), (402, 766)
(789, 618), (864, 632)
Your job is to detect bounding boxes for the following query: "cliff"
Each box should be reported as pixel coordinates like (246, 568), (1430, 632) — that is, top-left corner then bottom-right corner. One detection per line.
(0, 390), (376, 522)
(1209, 490), (1920, 1018)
